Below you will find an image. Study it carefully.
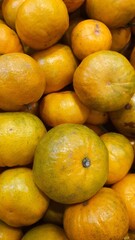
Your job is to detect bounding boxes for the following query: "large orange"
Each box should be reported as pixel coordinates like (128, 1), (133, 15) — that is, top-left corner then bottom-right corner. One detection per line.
(63, 187), (129, 240)
(32, 44), (78, 94)
(100, 132), (134, 185)
(0, 52), (46, 111)
(112, 173), (135, 231)
(33, 123), (108, 204)
(0, 167), (49, 227)
(73, 50), (135, 112)
(15, 0), (69, 50)
(39, 91), (89, 127)
(85, 0), (135, 28)
(71, 19), (112, 60)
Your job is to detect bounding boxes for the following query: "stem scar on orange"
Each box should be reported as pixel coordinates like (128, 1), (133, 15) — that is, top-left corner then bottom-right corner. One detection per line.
(32, 123), (109, 204)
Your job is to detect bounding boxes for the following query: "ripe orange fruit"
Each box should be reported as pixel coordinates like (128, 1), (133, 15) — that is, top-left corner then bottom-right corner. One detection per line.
(0, 20), (23, 54)
(22, 223), (68, 240)
(33, 123), (109, 204)
(112, 173), (135, 231)
(85, 0), (135, 28)
(109, 93), (135, 138)
(0, 52), (46, 111)
(0, 167), (49, 227)
(63, 0), (85, 13)
(71, 19), (112, 60)
(32, 44), (78, 94)
(63, 187), (129, 240)
(2, 0), (26, 30)
(15, 0), (69, 50)
(86, 109), (108, 125)
(130, 46), (135, 69)
(39, 91), (89, 127)
(110, 27), (131, 52)
(0, 220), (23, 240)
(73, 50), (135, 112)
(0, 112), (46, 167)
(100, 132), (134, 185)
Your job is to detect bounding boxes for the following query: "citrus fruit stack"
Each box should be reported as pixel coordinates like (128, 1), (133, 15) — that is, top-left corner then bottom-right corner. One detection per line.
(0, 0), (135, 239)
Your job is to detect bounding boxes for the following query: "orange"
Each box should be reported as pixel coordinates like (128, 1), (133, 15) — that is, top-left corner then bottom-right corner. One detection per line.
(33, 123), (109, 204)
(110, 27), (131, 52)
(39, 91), (89, 127)
(85, 0), (135, 28)
(0, 52), (46, 111)
(109, 93), (135, 138)
(130, 46), (135, 69)
(2, 0), (26, 30)
(84, 123), (108, 136)
(0, 20), (23, 54)
(86, 109), (108, 125)
(22, 223), (68, 240)
(0, 112), (46, 167)
(71, 19), (112, 60)
(32, 44), (78, 94)
(112, 173), (135, 231)
(0, 167), (49, 227)
(73, 50), (135, 112)
(43, 200), (66, 226)
(100, 132), (134, 185)
(63, 0), (85, 13)
(15, 0), (69, 50)
(63, 187), (129, 240)
(0, 220), (23, 240)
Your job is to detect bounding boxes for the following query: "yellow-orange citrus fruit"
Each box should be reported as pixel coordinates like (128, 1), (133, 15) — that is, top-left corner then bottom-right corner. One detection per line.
(110, 27), (131, 52)
(0, 20), (23, 54)
(39, 91), (89, 126)
(33, 123), (108, 204)
(0, 52), (46, 111)
(73, 50), (135, 112)
(0, 167), (49, 227)
(0, 220), (23, 240)
(15, 0), (69, 50)
(0, 112), (46, 167)
(63, 0), (85, 13)
(63, 187), (129, 240)
(100, 132), (134, 185)
(32, 44), (78, 94)
(85, 0), (135, 28)
(2, 0), (26, 30)
(112, 173), (135, 231)
(86, 109), (108, 125)
(71, 19), (112, 60)
(22, 223), (68, 240)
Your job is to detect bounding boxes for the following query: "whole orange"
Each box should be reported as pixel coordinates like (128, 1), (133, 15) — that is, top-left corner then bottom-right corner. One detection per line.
(0, 52), (46, 111)
(15, 0), (69, 50)
(112, 173), (135, 231)
(73, 50), (135, 112)
(0, 220), (23, 240)
(33, 123), (108, 204)
(85, 0), (135, 28)
(71, 19), (112, 60)
(110, 27), (131, 52)
(63, 0), (85, 13)
(100, 132), (134, 185)
(63, 187), (129, 240)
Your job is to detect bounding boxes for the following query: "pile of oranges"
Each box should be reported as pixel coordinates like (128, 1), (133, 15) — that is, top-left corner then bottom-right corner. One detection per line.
(0, 0), (135, 239)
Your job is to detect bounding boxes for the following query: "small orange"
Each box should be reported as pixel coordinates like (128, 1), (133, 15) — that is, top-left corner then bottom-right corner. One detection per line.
(85, 0), (135, 28)
(0, 52), (46, 111)
(32, 44), (78, 94)
(130, 46), (135, 69)
(0, 19), (23, 54)
(100, 132), (134, 185)
(71, 19), (112, 60)
(39, 91), (89, 127)
(0, 220), (23, 240)
(0, 167), (49, 227)
(110, 27), (131, 52)
(2, 0), (26, 30)
(112, 173), (135, 231)
(15, 0), (69, 50)
(22, 223), (68, 240)
(63, 187), (129, 240)
(33, 123), (109, 204)
(84, 123), (108, 136)
(86, 108), (108, 125)
(63, 0), (85, 13)
(73, 50), (135, 112)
